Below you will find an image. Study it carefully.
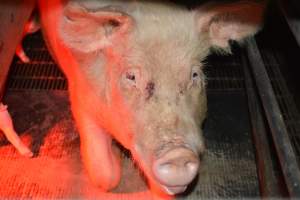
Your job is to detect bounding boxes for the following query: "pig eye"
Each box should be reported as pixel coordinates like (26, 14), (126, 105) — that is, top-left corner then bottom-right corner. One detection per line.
(191, 66), (201, 81)
(192, 72), (199, 79)
(190, 66), (204, 88)
(121, 68), (140, 88)
(126, 72), (136, 82)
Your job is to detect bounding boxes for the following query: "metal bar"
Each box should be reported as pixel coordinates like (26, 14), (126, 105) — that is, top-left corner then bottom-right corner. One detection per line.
(245, 37), (300, 197)
(277, 0), (300, 47)
(242, 50), (285, 197)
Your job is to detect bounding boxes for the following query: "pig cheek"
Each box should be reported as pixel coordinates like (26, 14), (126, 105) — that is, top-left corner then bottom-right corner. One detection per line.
(131, 121), (157, 170)
(120, 87), (142, 107)
(181, 91), (207, 153)
(189, 126), (205, 154)
(110, 104), (135, 149)
(193, 92), (207, 153)
(107, 86), (142, 150)
(197, 92), (207, 122)
(188, 87), (207, 122)
(132, 134), (160, 193)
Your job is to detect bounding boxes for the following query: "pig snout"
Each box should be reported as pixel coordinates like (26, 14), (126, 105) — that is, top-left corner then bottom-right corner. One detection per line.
(153, 147), (200, 195)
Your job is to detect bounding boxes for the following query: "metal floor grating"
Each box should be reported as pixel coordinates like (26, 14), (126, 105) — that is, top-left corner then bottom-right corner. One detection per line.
(261, 50), (300, 165)
(7, 32), (67, 91)
(204, 53), (245, 91)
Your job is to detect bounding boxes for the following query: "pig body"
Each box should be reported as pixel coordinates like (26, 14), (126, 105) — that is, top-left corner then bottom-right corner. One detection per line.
(37, 0), (265, 196)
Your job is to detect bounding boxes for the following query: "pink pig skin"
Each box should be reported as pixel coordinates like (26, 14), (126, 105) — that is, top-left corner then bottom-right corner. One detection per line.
(36, 0), (266, 197)
(0, 103), (33, 157)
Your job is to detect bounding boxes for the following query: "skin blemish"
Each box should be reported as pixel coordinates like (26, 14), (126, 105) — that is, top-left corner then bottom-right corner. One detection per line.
(145, 82), (155, 100)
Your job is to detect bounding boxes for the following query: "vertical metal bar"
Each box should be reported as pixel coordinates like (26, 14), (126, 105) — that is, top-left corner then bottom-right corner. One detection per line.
(242, 51), (285, 197)
(277, 0), (300, 47)
(245, 37), (300, 197)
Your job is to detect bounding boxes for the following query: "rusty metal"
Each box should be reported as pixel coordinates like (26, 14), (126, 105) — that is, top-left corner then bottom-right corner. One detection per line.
(242, 50), (286, 197)
(245, 37), (300, 197)
(277, 0), (300, 47)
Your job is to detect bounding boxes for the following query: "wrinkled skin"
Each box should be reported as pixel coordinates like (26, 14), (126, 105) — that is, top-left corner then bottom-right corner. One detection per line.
(38, 0), (265, 197)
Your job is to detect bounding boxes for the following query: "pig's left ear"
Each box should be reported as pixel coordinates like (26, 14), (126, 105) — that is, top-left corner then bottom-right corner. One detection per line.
(195, 1), (266, 51)
(60, 2), (134, 53)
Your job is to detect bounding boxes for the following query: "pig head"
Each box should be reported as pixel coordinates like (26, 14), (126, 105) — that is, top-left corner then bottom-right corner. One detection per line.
(38, 0), (265, 196)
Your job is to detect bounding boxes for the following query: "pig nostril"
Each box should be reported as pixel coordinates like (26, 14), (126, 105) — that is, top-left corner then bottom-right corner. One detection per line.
(153, 148), (200, 187)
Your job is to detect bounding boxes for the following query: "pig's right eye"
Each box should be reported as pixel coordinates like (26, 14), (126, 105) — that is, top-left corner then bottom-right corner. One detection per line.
(121, 68), (140, 89)
(126, 72), (136, 82)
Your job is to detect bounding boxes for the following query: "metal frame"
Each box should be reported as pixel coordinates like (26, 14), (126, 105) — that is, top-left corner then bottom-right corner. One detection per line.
(277, 0), (300, 47)
(242, 50), (285, 197)
(245, 37), (300, 197)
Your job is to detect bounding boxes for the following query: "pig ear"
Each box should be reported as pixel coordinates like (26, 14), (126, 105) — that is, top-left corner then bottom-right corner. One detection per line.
(60, 2), (134, 53)
(196, 1), (266, 51)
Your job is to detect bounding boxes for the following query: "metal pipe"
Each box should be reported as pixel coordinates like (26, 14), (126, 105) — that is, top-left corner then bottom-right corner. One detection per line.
(242, 50), (285, 197)
(245, 37), (300, 197)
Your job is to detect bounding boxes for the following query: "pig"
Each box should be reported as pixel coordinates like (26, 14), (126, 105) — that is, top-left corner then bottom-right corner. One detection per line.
(16, 14), (40, 63)
(35, 0), (265, 197)
(0, 103), (33, 157)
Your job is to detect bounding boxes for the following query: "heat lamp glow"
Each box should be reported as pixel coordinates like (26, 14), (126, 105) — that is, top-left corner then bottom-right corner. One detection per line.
(0, 0), (266, 198)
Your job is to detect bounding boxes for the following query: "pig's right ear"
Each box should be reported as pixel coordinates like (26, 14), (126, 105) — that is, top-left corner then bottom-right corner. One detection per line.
(60, 2), (134, 53)
(195, 1), (266, 52)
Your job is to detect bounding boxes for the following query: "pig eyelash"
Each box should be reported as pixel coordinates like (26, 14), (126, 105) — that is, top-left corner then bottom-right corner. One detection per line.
(126, 72), (136, 82)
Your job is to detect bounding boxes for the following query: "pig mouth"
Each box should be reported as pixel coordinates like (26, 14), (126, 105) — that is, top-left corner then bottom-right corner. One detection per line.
(161, 184), (188, 195)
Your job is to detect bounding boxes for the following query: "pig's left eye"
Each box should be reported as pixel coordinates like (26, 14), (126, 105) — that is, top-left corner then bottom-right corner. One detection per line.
(192, 71), (199, 80)
(190, 66), (202, 85)
(188, 65), (205, 92)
